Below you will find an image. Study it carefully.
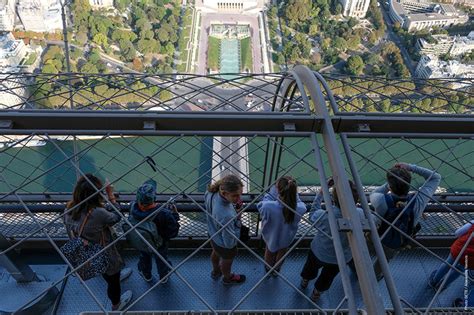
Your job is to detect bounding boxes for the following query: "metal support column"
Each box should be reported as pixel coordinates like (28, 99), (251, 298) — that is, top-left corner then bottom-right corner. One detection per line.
(293, 65), (385, 314)
(0, 233), (38, 282)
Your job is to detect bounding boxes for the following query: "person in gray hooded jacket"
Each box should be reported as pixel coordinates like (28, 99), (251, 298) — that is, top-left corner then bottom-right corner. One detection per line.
(300, 179), (365, 301)
(205, 174), (246, 285)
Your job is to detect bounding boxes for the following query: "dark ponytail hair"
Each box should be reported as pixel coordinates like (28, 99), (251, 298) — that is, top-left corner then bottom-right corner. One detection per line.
(67, 174), (104, 220)
(208, 174), (243, 193)
(277, 176), (297, 224)
(332, 180), (358, 208)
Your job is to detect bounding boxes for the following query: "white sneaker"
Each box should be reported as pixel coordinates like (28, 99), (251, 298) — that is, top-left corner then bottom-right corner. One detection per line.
(160, 275), (169, 284)
(120, 268), (132, 282)
(113, 290), (133, 311)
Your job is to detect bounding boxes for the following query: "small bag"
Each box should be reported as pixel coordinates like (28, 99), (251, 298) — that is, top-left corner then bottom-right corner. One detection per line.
(61, 210), (110, 280)
(239, 224), (250, 244)
(122, 213), (163, 252)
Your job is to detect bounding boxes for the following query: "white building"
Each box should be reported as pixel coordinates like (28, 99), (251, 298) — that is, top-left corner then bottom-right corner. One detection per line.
(0, 33), (27, 67)
(389, 0), (469, 32)
(89, 0), (114, 9)
(17, 0), (62, 32)
(416, 54), (474, 88)
(437, 0), (474, 8)
(416, 31), (474, 57)
(0, 67), (28, 109)
(340, 0), (370, 18)
(450, 31), (474, 56)
(0, 0), (16, 31)
(196, 0), (271, 14)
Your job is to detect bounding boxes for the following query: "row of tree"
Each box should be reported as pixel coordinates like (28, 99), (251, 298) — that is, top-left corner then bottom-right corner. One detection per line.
(71, 0), (182, 63)
(271, 0), (392, 77)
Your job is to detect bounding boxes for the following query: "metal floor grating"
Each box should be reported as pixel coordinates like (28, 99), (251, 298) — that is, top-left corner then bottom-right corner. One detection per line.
(51, 248), (469, 314)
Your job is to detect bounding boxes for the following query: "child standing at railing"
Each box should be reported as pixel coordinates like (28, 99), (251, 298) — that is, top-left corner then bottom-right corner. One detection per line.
(205, 174), (246, 284)
(257, 176), (307, 275)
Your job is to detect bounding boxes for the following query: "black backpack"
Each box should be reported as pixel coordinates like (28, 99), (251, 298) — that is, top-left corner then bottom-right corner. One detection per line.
(155, 208), (180, 240)
(378, 194), (421, 249)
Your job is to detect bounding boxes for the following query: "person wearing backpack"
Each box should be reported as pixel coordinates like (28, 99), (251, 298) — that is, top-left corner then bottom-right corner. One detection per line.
(130, 179), (180, 284)
(300, 179), (367, 301)
(205, 174), (246, 285)
(64, 174), (133, 311)
(257, 176), (307, 275)
(428, 219), (473, 307)
(370, 162), (441, 280)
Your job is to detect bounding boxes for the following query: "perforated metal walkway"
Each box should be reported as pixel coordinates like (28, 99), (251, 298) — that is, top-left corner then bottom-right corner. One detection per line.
(24, 248), (463, 314)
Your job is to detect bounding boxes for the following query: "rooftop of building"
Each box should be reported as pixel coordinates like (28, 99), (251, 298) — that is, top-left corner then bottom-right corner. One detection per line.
(391, 0), (468, 20)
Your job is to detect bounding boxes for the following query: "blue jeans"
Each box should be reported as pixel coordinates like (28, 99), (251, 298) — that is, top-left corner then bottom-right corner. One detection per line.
(138, 241), (171, 279)
(430, 254), (473, 306)
(430, 254), (465, 289)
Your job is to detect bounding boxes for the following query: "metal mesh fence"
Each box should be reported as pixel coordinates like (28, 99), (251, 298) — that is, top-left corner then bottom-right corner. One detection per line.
(0, 69), (473, 314)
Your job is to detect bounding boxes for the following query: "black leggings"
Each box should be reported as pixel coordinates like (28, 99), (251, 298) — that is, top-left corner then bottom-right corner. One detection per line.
(300, 250), (340, 292)
(102, 272), (121, 305)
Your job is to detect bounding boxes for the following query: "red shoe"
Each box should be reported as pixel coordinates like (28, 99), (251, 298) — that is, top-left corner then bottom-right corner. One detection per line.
(223, 273), (246, 285)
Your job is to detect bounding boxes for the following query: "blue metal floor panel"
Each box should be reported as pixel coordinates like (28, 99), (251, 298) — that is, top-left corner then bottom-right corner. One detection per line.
(50, 248), (466, 314)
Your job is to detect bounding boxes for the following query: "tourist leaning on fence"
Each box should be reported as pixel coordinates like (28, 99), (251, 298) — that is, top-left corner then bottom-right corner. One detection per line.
(129, 179), (180, 284)
(63, 174), (132, 311)
(300, 179), (366, 301)
(369, 162), (441, 280)
(429, 219), (474, 307)
(257, 176), (307, 275)
(205, 174), (246, 284)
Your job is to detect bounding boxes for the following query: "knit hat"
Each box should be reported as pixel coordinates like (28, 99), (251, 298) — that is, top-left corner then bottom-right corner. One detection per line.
(136, 179), (157, 205)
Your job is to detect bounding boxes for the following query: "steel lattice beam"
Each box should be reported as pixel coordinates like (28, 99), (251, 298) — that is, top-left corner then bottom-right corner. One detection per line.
(0, 111), (473, 136)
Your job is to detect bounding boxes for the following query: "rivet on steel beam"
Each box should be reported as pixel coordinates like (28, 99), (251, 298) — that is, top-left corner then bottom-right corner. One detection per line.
(143, 121), (156, 130)
(357, 124), (370, 132)
(338, 218), (352, 232)
(338, 218), (370, 232)
(283, 123), (296, 131)
(0, 120), (13, 129)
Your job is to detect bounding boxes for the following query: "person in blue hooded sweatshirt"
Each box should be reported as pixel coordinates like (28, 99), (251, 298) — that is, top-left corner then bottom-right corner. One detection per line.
(205, 174), (246, 285)
(257, 176), (307, 275)
(130, 179), (180, 284)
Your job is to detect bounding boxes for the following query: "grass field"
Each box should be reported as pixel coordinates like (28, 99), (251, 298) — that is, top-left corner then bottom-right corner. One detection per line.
(177, 8), (193, 72)
(240, 37), (252, 72)
(207, 36), (220, 72)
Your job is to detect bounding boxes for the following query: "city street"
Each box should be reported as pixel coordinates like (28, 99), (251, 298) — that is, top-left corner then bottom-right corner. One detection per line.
(379, 6), (417, 76)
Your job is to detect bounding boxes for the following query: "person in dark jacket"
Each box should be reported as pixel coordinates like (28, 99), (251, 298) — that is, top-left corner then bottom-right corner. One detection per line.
(131, 179), (180, 284)
(64, 174), (132, 311)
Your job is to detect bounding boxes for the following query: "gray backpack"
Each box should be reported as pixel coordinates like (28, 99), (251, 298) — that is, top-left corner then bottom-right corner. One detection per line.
(122, 214), (163, 253)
